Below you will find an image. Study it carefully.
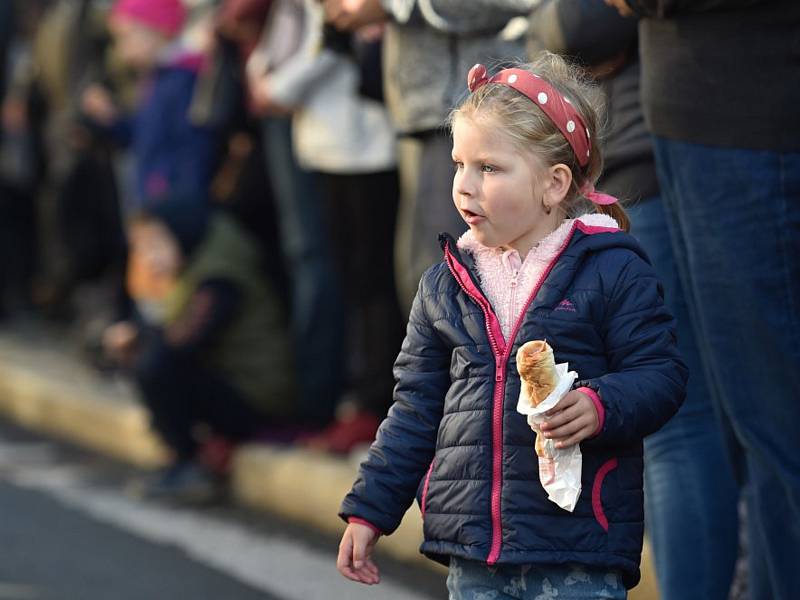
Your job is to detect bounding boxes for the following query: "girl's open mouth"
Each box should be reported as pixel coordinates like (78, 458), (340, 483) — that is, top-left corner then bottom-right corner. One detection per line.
(462, 209), (485, 225)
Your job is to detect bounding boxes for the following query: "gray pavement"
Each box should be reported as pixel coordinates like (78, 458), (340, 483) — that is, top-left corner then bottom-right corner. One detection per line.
(0, 422), (448, 600)
(0, 481), (276, 600)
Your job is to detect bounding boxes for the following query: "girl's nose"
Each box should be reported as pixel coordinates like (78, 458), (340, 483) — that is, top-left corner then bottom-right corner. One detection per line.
(454, 169), (476, 198)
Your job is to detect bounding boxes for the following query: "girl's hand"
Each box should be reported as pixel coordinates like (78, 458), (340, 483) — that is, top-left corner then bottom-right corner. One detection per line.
(539, 390), (599, 449)
(337, 522), (380, 585)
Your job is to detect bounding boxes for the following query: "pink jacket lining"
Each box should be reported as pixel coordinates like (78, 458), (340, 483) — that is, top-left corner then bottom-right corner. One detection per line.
(456, 214), (618, 340)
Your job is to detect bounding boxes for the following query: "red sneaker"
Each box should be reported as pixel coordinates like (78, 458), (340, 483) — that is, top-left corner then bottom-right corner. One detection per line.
(198, 436), (235, 476)
(303, 410), (380, 455)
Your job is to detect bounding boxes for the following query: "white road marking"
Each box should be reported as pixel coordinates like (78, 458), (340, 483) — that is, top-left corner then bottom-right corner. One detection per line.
(0, 583), (40, 600)
(0, 441), (428, 600)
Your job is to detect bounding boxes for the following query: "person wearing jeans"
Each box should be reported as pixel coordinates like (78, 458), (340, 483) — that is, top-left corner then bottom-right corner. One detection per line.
(261, 115), (343, 427)
(602, 0), (800, 596)
(246, 0), (345, 427)
(626, 197), (740, 599)
(528, 2), (740, 596)
(649, 141), (800, 598)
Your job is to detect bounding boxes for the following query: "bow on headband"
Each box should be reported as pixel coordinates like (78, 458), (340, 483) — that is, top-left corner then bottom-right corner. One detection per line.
(467, 64), (617, 206)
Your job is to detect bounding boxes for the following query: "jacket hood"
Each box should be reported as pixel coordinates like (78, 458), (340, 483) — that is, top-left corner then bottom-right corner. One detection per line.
(439, 215), (652, 315)
(440, 214), (650, 270)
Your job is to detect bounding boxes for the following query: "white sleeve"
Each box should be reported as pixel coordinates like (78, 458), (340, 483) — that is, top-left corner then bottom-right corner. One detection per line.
(262, 0), (340, 107)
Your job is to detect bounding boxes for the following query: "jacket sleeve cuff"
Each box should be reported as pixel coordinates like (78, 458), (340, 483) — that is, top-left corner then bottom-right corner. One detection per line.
(578, 386), (605, 437)
(348, 516), (383, 536)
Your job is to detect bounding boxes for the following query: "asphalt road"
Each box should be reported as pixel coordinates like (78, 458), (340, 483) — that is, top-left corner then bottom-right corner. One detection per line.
(0, 422), (447, 600)
(0, 480), (275, 600)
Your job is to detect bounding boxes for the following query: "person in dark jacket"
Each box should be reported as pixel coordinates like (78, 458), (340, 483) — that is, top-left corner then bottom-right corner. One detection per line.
(337, 53), (687, 597)
(528, 3), (739, 599)
(604, 1), (800, 598)
(81, 0), (217, 208)
(104, 198), (294, 501)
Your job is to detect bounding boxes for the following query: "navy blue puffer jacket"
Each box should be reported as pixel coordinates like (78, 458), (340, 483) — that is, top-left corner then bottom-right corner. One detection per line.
(340, 222), (687, 588)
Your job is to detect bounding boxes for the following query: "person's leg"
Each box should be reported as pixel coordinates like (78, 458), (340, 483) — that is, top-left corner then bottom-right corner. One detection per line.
(448, 559), (627, 600)
(628, 197), (739, 600)
(411, 132), (466, 277)
(520, 564), (627, 599)
(318, 172), (359, 399)
(261, 116), (343, 426)
(648, 148), (747, 483)
(395, 132), (465, 313)
(652, 138), (800, 599)
(446, 557), (518, 600)
(310, 171), (402, 452)
(134, 338), (200, 462)
(393, 136), (423, 313)
(339, 169), (403, 417)
(135, 337), (268, 458)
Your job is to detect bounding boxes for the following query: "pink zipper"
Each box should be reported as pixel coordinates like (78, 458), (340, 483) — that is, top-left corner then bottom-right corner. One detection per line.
(444, 249), (507, 564)
(443, 226), (578, 564)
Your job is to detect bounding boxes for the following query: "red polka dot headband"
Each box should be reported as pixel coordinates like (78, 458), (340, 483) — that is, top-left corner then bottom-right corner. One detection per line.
(467, 64), (617, 206)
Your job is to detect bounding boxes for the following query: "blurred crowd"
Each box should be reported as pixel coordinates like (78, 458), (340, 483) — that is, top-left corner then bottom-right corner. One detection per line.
(0, 0), (797, 598)
(0, 0), (403, 460)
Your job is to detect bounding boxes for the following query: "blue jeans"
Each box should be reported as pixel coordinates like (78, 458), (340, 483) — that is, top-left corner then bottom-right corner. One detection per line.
(627, 197), (739, 600)
(447, 557), (626, 599)
(262, 117), (343, 424)
(651, 137), (800, 600)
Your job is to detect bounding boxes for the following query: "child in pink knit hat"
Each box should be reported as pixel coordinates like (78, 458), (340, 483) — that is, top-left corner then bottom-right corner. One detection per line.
(82, 0), (217, 207)
(108, 0), (187, 71)
(111, 0), (187, 38)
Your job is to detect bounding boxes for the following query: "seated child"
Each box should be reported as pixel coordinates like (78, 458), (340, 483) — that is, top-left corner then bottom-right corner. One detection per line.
(105, 198), (294, 500)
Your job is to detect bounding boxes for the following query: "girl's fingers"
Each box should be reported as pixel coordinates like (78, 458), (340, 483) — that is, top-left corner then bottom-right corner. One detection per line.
(340, 565), (365, 583)
(338, 527), (381, 585)
(362, 557), (379, 574)
(350, 556), (379, 584)
(544, 392), (577, 417)
(555, 426), (593, 449)
(544, 416), (584, 440)
(542, 403), (581, 430)
(542, 392), (598, 436)
(540, 410), (568, 429)
(339, 557), (376, 584)
(337, 535), (362, 582)
(357, 558), (381, 584)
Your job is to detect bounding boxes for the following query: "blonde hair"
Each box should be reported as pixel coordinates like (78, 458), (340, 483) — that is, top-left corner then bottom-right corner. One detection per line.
(449, 52), (630, 232)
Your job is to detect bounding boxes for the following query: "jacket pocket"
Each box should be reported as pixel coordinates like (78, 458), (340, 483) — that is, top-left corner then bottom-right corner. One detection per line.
(591, 458), (618, 532)
(421, 459), (435, 518)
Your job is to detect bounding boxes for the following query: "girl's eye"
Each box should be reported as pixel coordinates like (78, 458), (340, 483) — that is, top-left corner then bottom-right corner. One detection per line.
(453, 161), (464, 171)
(481, 164), (496, 173)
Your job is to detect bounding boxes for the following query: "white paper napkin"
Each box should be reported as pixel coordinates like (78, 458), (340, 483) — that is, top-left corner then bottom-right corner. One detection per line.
(516, 363), (582, 512)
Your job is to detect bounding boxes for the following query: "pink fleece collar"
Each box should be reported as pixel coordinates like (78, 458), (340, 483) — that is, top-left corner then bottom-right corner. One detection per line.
(456, 214), (618, 339)
(457, 213), (618, 266)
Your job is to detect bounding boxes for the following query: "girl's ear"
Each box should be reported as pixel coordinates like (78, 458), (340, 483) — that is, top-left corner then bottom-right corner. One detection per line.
(544, 163), (573, 208)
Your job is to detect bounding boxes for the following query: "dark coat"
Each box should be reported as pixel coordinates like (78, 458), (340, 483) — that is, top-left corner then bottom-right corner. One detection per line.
(340, 222), (687, 588)
(109, 55), (216, 205)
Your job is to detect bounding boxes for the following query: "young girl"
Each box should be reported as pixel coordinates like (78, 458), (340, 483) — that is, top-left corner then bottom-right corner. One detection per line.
(336, 53), (687, 599)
